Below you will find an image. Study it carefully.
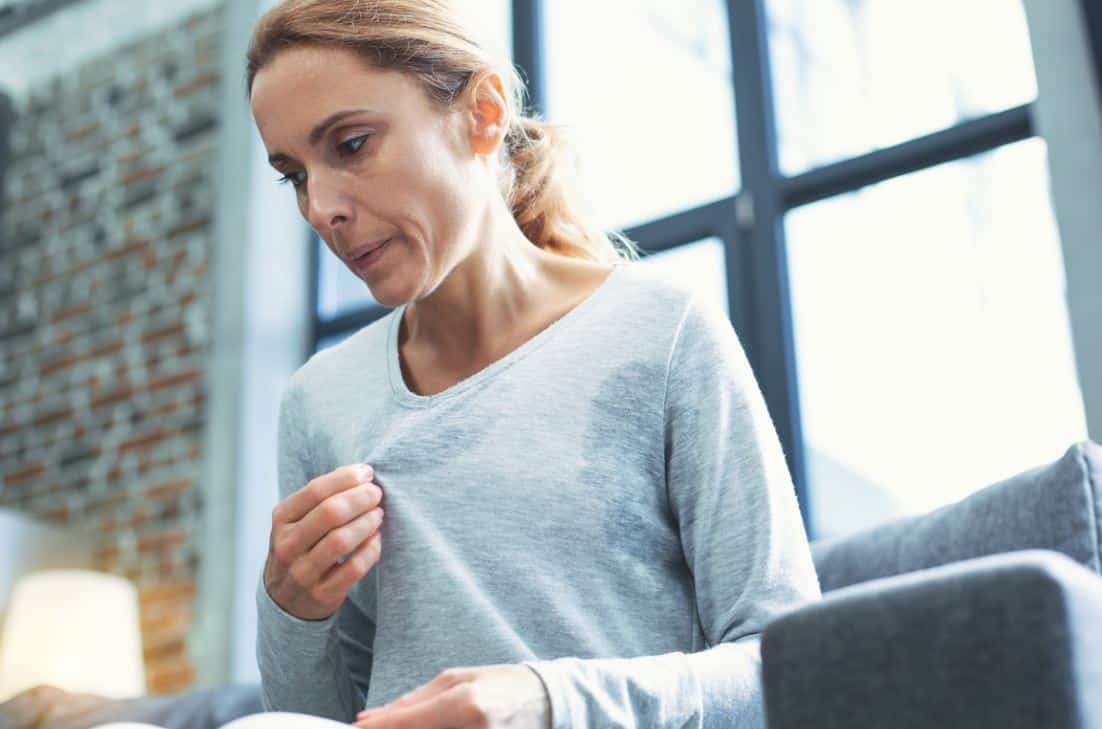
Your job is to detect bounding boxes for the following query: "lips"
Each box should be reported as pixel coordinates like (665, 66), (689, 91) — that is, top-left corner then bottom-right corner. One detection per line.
(348, 237), (392, 262)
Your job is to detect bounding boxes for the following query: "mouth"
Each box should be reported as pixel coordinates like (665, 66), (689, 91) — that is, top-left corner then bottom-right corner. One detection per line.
(349, 236), (394, 272)
(348, 237), (392, 263)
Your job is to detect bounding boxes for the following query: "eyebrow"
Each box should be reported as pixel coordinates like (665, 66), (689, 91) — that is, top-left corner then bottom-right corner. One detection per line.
(267, 108), (378, 166)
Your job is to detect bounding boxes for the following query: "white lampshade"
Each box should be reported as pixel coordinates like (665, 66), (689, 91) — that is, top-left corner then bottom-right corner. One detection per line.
(0, 569), (146, 702)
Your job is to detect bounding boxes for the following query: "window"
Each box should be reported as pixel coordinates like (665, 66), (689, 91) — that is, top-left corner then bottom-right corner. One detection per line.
(767, 0), (1038, 175)
(786, 137), (1087, 538)
(543, 0), (738, 230)
(305, 1), (1096, 543)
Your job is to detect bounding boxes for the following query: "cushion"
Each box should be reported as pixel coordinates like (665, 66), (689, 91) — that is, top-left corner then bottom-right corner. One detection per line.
(809, 439), (1102, 592)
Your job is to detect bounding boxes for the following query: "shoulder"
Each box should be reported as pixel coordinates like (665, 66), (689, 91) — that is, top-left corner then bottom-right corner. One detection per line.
(606, 261), (736, 354)
(600, 261), (700, 332)
(284, 309), (396, 402)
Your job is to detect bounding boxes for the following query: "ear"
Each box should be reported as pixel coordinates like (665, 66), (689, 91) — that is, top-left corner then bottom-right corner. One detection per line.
(462, 69), (510, 157)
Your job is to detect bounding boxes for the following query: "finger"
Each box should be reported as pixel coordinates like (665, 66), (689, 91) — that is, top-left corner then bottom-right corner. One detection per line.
(276, 463), (374, 524)
(316, 529), (383, 596)
(294, 481), (383, 556)
(298, 509), (384, 587)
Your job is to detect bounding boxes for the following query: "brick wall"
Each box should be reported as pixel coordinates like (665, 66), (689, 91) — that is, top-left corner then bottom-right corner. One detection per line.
(0, 3), (225, 695)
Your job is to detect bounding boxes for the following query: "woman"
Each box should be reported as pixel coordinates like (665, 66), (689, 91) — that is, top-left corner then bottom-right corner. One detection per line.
(248, 1), (822, 728)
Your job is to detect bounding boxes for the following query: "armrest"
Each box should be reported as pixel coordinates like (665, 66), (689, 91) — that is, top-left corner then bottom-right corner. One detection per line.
(760, 549), (1102, 729)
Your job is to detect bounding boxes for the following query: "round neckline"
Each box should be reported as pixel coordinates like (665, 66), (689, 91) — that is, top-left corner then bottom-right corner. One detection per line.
(386, 263), (626, 408)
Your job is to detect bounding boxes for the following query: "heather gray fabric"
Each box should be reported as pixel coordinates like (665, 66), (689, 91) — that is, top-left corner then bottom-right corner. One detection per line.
(760, 549), (1102, 729)
(810, 440), (1102, 593)
(255, 262), (822, 727)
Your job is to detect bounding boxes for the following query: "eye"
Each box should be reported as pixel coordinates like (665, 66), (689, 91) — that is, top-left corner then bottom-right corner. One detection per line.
(276, 171), (305, 188)
(338, 133), (371, 157)
(274, 134), (372, 190)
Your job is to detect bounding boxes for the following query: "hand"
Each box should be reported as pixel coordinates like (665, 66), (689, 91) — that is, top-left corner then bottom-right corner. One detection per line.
(264, 463), (385, 620)
(353, 664), (551, 729)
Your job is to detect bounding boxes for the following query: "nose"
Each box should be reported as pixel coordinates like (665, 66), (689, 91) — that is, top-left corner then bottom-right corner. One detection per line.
(304, 170), (352, 234)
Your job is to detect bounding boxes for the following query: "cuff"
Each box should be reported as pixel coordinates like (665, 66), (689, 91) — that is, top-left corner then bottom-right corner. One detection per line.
(521, 658), (574, 729)
(255, 573), (340, 639)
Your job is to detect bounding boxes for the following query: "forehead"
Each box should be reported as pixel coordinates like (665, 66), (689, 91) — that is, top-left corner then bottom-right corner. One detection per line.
(250, 45), (427, 140)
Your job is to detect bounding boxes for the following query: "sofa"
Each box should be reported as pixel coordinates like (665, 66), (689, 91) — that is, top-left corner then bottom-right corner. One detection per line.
(3, 440), (1099, 729)
(762, 439), (1102, 729)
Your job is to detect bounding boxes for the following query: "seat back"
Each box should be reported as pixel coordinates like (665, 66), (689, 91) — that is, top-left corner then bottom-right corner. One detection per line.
(809, 440), (1102, 592)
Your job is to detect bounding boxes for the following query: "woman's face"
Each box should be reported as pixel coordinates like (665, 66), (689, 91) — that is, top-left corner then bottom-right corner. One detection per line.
(250, 44), (498, 307)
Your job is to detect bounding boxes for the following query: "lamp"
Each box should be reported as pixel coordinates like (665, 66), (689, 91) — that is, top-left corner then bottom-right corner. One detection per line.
(0, 569), (146, 702)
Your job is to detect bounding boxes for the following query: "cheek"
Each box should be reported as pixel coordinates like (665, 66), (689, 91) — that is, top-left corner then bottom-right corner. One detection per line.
(389, 147), (472, 238)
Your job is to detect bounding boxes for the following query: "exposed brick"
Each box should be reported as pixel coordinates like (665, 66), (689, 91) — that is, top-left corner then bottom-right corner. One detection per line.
(141, 322), (185, 344)
(42, 505), (70, 522)
(4, 462), (46, 486)
(150, 400), (179, 417)
(53, 302), (92, 323)
(143, 636), (186, 663)
(166, 218), (209, 239)
(0, 4), (225, 697)
(39, 353), (80, 377)
(103, 238), (151, 262)
(173, 72), (218, 99)
(141, 604), (192, 639)
(91, 385), (135, 409)
(145, 478), (191, 501)
(119, 427), (177, 453)
(88, 339), (125, 358)
(147, 369), (199, 392)
(137, 527), (186, 552)
(146, 659), (195, 696)
(139, 579), (196, 607)
(125, 507), (152, 529)
(121, 165), (165, 186)
(31, 407), (72, 426)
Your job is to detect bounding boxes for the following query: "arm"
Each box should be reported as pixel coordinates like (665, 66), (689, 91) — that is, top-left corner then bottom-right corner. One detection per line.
(760, 549), (1102, 729)
(522, 293), (823, 729)
(256, 380), (377, 721)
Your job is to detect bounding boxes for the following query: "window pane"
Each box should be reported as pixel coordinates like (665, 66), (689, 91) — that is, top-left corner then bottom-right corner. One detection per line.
(316, 235), (379, 320)
(785, 138), (1088, 541)
(544, 0), (739, 231)
(766, 0), (1038, 176)
(455, 0), (512, 61)
(638, 238), (729, 319)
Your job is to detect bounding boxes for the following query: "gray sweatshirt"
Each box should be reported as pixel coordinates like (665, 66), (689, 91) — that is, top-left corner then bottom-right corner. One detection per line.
(256, 261), (822, 728)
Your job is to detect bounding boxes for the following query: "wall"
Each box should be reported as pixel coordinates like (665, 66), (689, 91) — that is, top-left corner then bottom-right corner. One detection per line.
(1023, 0), (1102, 444)
(0, 2), (224, 694)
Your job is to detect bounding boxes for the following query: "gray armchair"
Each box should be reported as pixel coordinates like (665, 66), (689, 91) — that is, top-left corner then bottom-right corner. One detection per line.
(5, 442), (1099, 728)
(761, 440), (1102, 729)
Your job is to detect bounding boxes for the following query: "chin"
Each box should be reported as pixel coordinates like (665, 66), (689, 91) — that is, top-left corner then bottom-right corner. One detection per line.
(364, 276), (416, 310)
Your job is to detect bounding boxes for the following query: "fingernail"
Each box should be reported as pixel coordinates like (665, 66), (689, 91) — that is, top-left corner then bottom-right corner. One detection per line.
(359, 464), (374, 479)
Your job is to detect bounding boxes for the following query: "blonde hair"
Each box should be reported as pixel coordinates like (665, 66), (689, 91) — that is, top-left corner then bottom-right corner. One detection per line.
(245, 0), (643, 264)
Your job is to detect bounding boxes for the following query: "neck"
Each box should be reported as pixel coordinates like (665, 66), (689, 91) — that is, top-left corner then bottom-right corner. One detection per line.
(402, 205), (564, 367)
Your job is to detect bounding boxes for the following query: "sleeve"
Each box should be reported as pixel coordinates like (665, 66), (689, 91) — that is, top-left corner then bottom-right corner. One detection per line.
(255, 378), (378, 722)
(521, 292), (823, 729)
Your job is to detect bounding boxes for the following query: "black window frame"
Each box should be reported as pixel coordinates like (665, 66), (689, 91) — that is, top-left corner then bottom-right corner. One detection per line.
(308, 0), (1099, 541)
